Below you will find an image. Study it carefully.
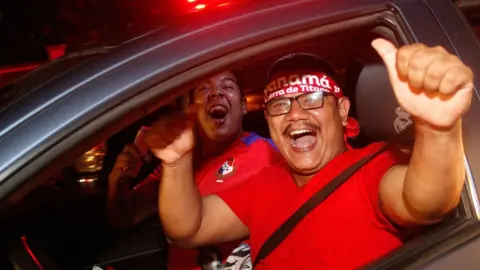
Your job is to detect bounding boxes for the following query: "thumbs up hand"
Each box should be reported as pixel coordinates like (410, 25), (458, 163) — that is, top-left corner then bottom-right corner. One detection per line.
(371, 38), (473, 130)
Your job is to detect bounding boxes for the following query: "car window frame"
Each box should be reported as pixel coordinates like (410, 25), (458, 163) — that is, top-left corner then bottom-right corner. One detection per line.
(0, 0), (393, 205)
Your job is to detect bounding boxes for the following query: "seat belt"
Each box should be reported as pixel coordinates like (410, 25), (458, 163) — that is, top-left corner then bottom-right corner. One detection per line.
(252, 128), (412, 268)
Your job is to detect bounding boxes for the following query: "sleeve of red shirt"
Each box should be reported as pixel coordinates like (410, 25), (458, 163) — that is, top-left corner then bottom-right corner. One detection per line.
(216, 139), (283, 228)
(360, 144), (411, 235)
(216, 166), (273, 229)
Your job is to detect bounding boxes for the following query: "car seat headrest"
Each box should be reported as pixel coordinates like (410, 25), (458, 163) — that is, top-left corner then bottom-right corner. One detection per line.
(355, 62), (414, 143)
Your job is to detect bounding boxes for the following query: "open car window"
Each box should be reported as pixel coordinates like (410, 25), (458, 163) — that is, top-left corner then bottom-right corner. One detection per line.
(1, 1), (480, 269)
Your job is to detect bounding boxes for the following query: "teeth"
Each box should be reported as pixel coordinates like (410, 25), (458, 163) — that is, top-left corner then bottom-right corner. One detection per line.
(210, 105), (226, 112)
(290, 129), (312, 136)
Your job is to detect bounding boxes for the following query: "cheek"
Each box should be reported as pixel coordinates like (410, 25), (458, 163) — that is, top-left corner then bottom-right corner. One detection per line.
(267, 118), (284, 139)
(196, 110), (208, 125)
(227, 93), (241, 105)
(227, 96), (243, 113)
(310, 106), (337, 123)
(193, 93), (207, 105)
(192, 102), (206, 111)
(310, 109), (343, 135)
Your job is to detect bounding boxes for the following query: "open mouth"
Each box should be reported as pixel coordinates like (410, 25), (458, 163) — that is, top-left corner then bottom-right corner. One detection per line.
(208, 105), (228, 120)
(288, 129), (317, 150)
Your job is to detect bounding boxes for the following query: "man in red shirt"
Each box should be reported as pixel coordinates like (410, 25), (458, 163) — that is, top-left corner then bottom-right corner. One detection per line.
(107, 71), (280, 269)
(148, 39), (473, 269)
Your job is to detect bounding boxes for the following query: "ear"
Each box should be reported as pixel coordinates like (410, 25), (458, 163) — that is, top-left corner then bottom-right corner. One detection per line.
(263, 108), (269, 120)
(242, 97), (248, 115)
(338, 97), (351, 127)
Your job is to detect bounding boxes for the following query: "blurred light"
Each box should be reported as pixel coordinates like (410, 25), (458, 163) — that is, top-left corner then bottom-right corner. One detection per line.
(195, 4), (206, 9)
(74, 143), (107, 173)
(78, 178), (98, 183)
(188, 0), (196, 2)
(46, 45), (67, 61)
(218, 2), (231, 7)
(0, 64), (41, 75)
(21, 236), (44, 270)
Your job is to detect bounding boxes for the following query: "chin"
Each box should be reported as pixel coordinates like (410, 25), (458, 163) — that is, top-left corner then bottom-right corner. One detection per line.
(290, 163), (321, 175)
(282, 151), (324, 174)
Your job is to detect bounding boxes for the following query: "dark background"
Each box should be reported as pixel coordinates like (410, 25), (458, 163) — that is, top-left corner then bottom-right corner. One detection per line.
(0, 1), (476, 68)
(0, 0), (191, 66)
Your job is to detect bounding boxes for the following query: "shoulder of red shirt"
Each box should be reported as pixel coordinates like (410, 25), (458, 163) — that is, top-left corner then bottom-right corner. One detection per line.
(133, 132), (279, 189)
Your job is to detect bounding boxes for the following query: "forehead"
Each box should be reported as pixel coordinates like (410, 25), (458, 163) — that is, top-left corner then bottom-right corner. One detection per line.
(200, 71), (237, 85)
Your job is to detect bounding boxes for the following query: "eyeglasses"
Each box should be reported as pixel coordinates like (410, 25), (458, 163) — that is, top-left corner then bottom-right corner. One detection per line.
(266, 92), (335, 116)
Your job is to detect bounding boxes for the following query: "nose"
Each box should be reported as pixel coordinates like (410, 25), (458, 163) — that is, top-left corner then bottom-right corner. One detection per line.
(285, 99), (309, 122)
(208, 85), (225, 100)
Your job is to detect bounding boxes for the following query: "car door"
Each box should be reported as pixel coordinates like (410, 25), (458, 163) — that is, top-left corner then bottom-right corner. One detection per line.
(1, 0), (480, 269)
(369, 0), (480, 269)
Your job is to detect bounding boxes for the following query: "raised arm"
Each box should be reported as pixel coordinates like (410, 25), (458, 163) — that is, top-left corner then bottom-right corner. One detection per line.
(145, 114), (248, 248)
(372, 39), (473, 226)
(107, 144), (158, 230)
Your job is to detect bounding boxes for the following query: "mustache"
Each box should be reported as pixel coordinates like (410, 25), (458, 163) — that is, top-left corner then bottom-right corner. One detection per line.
(283, 121), (320, 136)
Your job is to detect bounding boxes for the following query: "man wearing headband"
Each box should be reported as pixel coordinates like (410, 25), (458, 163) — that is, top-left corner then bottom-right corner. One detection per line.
(149, 38), (472, 269)
(108, 71), (281, 270)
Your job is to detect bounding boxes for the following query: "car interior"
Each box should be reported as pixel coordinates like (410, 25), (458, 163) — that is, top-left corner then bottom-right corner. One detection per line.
(0, 9), (478, 270)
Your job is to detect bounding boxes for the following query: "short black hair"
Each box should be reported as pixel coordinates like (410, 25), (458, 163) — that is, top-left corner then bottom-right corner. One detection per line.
(267, 53), (339, 84)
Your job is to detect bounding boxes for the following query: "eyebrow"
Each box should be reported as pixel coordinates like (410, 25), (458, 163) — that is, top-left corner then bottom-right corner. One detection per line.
(220, 77), (237, 84)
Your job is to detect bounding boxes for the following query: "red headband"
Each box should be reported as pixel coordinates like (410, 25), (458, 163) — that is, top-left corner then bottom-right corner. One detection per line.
(264, 71), (360, 141)
(264, 72), (343, 103)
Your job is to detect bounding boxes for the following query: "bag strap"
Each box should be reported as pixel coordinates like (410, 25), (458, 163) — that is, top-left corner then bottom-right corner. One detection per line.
(252, 143), (389, 267)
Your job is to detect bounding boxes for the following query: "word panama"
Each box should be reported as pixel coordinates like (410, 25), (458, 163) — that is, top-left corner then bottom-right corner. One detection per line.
(264, 72), (342, 102)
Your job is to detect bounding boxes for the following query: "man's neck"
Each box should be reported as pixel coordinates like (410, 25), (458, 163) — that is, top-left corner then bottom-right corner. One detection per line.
(292, 173), (315, 188)
(198, 130), (244, 160)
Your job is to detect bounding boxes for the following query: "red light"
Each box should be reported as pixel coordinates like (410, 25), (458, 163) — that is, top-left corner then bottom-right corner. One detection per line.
(21, 236), (45, 270)
(46, 44), (67, 60)
(187, 0), (196, 2)
(0, 64), (41, 75)
(195, 4), (206, 9)
(218, 2), (231, 7)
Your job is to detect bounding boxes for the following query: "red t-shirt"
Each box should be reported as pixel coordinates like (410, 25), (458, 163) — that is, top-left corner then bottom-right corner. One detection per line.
(136, 132), (281, 270)
(217, 142), (410, 270)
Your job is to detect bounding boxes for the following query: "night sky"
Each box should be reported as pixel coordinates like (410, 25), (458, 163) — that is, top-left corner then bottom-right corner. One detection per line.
(0, 0), (475, 67)
(0, 0), (182, 66)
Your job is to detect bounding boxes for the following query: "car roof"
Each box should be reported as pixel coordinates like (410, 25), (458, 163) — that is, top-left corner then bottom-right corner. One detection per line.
(0, 0), (399, 183)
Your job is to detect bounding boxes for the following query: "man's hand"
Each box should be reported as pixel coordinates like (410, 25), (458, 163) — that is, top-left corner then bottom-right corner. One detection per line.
(144, 112), (195, 166)
(107, 144), (146, 230)
(372, 39), (472, 226)
(109, 144), (143, 187)
(372, 38), (473, 130)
